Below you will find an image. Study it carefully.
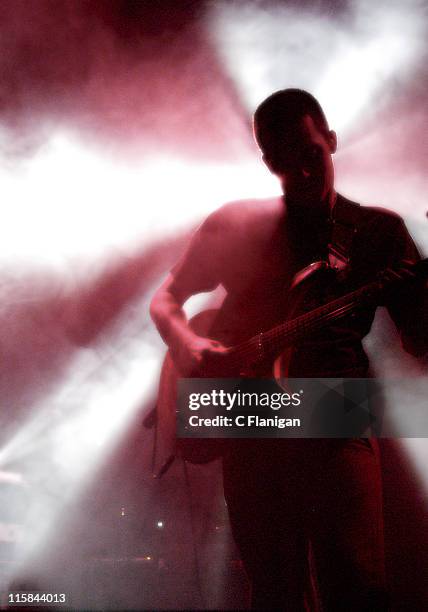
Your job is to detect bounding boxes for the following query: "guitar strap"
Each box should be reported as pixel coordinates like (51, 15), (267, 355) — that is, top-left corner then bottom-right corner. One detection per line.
(275, 194), (361, 381)
(327, 194), (360, 275)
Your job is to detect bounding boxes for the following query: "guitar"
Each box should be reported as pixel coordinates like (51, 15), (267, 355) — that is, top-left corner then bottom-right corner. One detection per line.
(153, 258), (427, 474)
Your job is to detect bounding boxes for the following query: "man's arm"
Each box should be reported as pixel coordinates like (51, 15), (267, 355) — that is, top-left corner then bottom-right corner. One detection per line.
(384, 217), (428, 357)
(150, 213), (228, 374)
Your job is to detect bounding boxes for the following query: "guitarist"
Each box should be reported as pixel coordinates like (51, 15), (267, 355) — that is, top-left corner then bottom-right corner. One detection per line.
(150, 89), (427, 610)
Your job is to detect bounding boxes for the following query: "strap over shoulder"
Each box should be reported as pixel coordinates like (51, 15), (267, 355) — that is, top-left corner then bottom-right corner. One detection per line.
(328, 194), (360, 271)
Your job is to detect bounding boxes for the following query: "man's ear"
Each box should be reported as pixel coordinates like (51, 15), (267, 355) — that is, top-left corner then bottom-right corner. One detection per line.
(328, 130), (337, 154)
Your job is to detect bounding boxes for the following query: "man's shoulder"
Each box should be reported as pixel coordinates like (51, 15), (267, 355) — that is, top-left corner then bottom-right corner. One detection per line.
(338, 194), (405, 233)
(201, 196), (284, 234)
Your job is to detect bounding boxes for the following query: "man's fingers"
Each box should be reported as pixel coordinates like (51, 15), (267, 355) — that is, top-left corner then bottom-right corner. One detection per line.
(383, 267), (417, 283)
(207, 339), (227, 352)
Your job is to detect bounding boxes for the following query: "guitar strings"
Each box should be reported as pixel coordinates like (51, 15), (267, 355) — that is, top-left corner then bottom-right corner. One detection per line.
(224, 300), (365, 372)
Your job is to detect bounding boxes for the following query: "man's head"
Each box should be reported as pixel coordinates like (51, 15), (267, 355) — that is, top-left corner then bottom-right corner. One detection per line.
(253, 89), (337, 207)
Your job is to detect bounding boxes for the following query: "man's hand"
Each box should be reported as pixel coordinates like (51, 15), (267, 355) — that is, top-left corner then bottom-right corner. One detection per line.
(380, 259), (427, 304)
(382, 259), (419, 283)
(171, 334), (229, 376)
(150, 272), (229, 375)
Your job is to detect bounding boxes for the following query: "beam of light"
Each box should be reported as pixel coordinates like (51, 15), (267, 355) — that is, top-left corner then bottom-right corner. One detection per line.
(0, 126), (275, 576)
(316, 0), (426, 134)
(209, 0), (426, 134)
(334, 110), (428, 240)
(0, 291), (158, 554)
(0, 128), (276, 274)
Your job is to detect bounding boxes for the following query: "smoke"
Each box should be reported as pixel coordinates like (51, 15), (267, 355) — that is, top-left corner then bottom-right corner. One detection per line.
(0, 1), (426, 607)
(0, 0), (251, 161)
(210, 0), (428, 134)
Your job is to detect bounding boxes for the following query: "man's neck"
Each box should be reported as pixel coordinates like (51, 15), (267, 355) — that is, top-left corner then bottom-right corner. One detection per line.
(285, 189), (337, 222)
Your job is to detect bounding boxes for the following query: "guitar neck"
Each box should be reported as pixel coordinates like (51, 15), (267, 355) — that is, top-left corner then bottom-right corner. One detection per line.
(223, 258), (427, 372)
(228, 279), (381, 366)
(269, 281), (379, 350)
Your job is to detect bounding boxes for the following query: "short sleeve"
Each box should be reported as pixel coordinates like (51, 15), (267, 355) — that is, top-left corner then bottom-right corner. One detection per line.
(170, 214), (223, 299)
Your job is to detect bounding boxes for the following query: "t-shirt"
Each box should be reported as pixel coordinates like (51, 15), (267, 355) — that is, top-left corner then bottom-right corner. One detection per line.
(171, 193), (427, 376)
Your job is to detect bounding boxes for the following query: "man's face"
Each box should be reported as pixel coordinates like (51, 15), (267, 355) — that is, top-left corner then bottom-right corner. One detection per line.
(262, 114), (337, 207)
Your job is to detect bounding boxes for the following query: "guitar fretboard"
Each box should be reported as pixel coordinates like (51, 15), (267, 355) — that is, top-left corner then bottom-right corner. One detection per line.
(220, 257), (426, 372)
(227, 279), (381, 368)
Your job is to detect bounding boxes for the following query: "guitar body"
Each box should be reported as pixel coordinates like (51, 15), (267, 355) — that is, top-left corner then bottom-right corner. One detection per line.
(154, 310), (226, 470)
(154, 257), (427, 469)
(273, 261), (335, 378)
(155, 262), (333, 468)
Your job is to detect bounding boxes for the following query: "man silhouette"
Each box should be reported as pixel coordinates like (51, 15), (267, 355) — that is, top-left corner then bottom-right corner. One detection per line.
(150, 89), (427, 610)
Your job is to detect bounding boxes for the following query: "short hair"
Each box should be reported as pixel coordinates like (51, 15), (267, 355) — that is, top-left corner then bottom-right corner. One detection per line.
(253, 89), (329, 152)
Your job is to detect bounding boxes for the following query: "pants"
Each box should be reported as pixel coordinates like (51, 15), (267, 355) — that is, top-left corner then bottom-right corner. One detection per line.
(222, 438), (387, 611)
